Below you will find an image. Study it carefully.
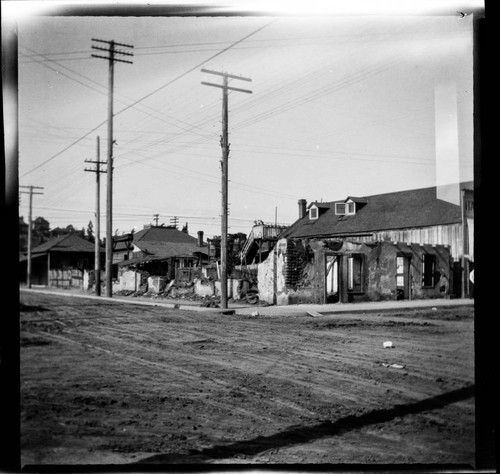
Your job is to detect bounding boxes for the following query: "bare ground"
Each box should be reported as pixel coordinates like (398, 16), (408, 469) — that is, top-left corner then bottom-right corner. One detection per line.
(19, 291), (475, 467)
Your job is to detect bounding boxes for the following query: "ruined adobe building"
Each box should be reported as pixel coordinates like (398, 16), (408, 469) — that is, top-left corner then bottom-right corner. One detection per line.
(258, 183), (473, 305)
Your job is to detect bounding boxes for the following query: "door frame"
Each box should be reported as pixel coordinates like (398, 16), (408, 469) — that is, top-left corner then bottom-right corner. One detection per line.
(396, 254), (412, 300)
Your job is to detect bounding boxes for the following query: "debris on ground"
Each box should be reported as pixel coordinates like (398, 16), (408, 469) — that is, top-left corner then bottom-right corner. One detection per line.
(201, 296), (220, 308)
(382, 363), (406, 369)
(383, 341), (395, 348)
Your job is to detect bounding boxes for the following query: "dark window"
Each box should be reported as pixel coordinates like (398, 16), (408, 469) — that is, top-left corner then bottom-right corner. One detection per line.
(305, 245), (315, 264)
(422, 254), (436, 287)
(348, 255), (363, 292)
(310, 207), (318, 219)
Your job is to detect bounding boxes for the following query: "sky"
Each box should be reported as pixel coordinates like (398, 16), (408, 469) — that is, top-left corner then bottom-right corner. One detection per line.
(6, 1), (482, 240)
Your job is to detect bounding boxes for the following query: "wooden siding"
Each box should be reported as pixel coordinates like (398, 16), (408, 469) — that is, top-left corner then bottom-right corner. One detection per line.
(49, 268), (84, 288)
(350, 223), (464, 261)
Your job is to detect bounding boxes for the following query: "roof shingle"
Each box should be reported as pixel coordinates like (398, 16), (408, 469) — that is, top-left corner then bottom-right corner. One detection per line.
(30, 233), (99, 254)
(282, 182), (473, 239)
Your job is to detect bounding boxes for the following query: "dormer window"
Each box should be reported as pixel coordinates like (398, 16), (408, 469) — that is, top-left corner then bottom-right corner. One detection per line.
(335, 201), (355, 215)
(309, 206), (319, 220)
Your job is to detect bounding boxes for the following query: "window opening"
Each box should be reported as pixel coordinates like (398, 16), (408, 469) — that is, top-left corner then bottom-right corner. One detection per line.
(348, 255), (362, 292)
(422, 254), (436, 287)
(396, 256), (404, 287)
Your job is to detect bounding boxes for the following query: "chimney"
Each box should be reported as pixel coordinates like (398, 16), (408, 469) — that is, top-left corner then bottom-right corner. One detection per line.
(197, 230), (204, 247)
(298, 199), (307, 219)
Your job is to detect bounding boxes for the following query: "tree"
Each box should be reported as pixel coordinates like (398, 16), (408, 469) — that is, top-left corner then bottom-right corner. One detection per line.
(228, 232), (247, 268)
(86, 220), (95, 243)
(50, 224), (84, 239)
(32, 216), (51, 245)
(210, 232), (247, 273)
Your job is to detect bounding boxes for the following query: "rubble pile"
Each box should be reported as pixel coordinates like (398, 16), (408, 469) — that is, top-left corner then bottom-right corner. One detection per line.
(112, 270), (270, 307)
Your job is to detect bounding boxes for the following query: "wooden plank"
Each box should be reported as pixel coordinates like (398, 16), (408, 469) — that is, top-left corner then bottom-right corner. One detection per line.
(306, 310), (323, 318)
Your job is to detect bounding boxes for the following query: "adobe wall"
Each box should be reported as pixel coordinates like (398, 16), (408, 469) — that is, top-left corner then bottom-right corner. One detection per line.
(258, 238), (324, 305)
(258, 238), (453, 305)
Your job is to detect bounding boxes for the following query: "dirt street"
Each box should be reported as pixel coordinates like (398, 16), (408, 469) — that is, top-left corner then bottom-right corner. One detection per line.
(20, 291), (475, 466)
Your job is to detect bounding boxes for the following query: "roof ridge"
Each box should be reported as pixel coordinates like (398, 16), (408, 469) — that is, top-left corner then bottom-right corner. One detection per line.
(315, 181), (473, 205)
(47, 233), (71, 248)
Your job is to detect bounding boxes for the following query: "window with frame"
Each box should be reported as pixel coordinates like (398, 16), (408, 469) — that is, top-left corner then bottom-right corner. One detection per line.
(335, 203), (346, 215)
(335, 201), (355, 215)
(422, 254), (436, 287)
(310, 207), (318, 219)
(348, 254), (363, 292)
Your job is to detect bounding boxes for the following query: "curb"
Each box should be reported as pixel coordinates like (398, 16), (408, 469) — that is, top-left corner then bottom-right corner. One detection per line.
(20, 288), (474, 317)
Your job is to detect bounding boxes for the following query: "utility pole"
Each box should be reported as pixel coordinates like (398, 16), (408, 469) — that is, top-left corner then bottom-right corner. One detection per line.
(92, 38), (134, 297)
(153, 214), (160, 226)
(201, 68), (252, 309)
(84, 136), (107, 296)
(19, 185), (44, 288)
(170, 216), (179, 229)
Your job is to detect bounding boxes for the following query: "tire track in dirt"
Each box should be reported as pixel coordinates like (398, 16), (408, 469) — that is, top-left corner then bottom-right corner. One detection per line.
(293, 341), (474, 387)
(39, 329), (316, 422)
(68, 319), (474, 411)
(66, 326), (321, 417)
(68, 328), (420, 418)
(68, 324), (384, 405)
(25, 306), (473, 407)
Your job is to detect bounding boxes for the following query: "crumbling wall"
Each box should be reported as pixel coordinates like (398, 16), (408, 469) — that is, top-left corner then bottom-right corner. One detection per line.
(194, 278), (215, 297)
(365, 241), (453, 301)
(259, 238), (453, 306)
(118, 269), (148, 292)
(176, 267), (202, 283)
(258, 239), (286, 304)
(148, 276), (167, 294)
(366, 242), (398, 301)
(258, 238), (323, 305)
(408, 243), (452, 299)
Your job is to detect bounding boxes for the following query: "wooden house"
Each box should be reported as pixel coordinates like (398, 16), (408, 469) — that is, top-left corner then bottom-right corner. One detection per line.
(19, 233), (102, 288)
(260, 182), (473, 305)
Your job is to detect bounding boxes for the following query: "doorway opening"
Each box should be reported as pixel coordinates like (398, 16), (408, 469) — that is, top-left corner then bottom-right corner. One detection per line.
(325, 254), (339, 303)
(396, 255), (411, 300)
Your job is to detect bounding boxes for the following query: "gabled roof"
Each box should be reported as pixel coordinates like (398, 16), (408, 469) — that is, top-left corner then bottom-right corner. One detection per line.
(307, 201), (331, 209)
(133, 241), (207, 258)
(345, 196), (368, 204)
(282, 182), (473, 240)
(132, 226), (208, 259)
(29, 233), (100, 254)
(134, 226), (198, 244)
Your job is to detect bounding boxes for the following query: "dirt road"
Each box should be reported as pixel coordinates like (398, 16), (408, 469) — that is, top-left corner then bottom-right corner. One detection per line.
(20, 291), (475, 466)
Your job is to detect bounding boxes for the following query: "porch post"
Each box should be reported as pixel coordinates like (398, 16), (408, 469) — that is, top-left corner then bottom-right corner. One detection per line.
(340, 256), (349, 303)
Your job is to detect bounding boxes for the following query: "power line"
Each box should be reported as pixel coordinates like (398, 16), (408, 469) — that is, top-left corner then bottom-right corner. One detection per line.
(202, 68), (252, 309)
(19, 185), (44, 288)
(84, 136), (106, 296)
(20, 18), (276, 179)
(19, 46), (219, 142)
(92, 38), (134, 298)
